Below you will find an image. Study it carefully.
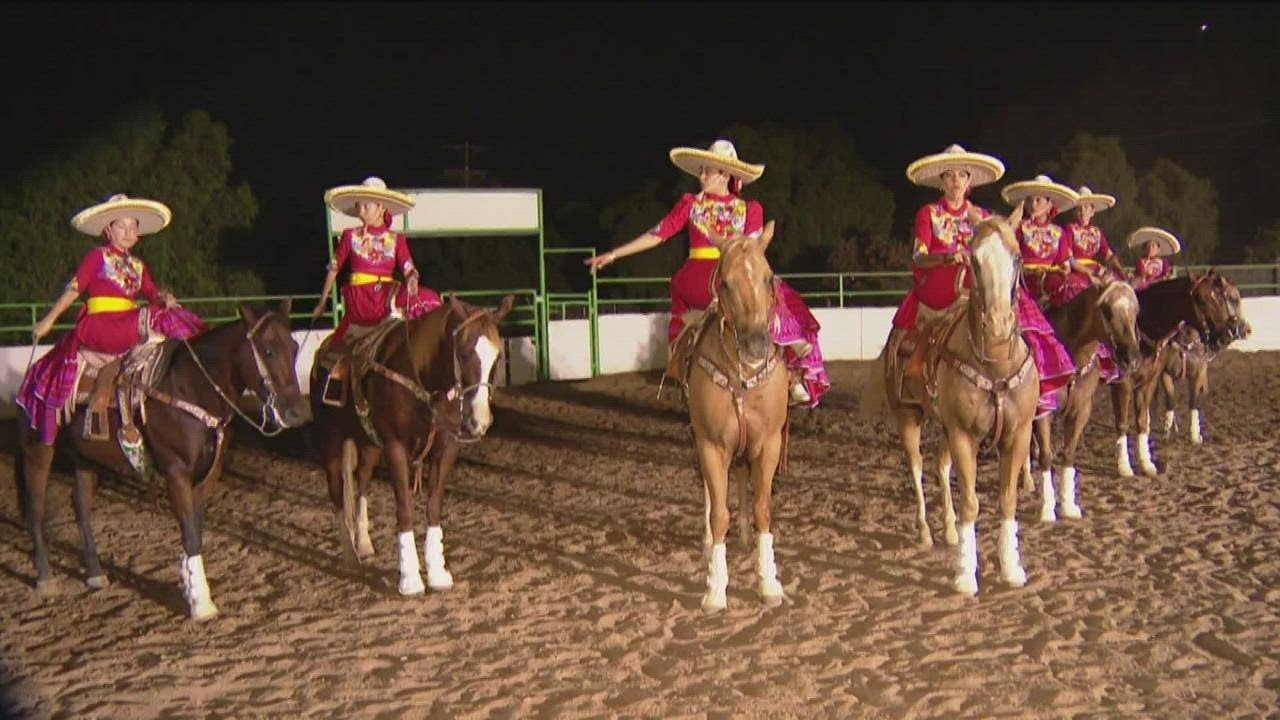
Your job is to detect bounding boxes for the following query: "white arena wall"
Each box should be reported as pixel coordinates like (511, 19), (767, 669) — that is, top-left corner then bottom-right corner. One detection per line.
(2, 297), (1278, 418)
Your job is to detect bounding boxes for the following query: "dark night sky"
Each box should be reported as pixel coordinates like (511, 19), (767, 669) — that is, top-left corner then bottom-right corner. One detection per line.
(5, 1), (1278, 293)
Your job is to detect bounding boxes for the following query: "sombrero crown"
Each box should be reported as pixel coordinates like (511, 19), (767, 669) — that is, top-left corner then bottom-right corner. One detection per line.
(1075, 186), (1117, 213)
(70, 194), (172, 236)
(905, 144), (1005, 189)
(1001, 174), (1080, 214)
(1127, 227), (1181, 256)
(325, 176), (415, 218)
(669, 139), (765, 185)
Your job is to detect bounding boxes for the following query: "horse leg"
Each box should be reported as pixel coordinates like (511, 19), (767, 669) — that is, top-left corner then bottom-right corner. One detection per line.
(937, 443), (958, 547)
(696, 439), (731, 614)
(167, 473), (218, 621)
(1159, 367), (1177, 439)
(1189, 359), (1208, 444)
(752, 433), (785, 607)
(19, 439), (56, 595)
(896, 409), (933, 547)
(72, 467), (109, 588)
(354, 443), (381, 561)
(1034, 416), (1056, 523)
(422, 441), (459, 591)
(947, 430), (979, 595)
(998, 420), (1031, 587)
(384, 440), (425, 596)
(1056, 375), (1096, 520)
(735, 463), (753, 550)
(323, 432), (360, 563)
(1134, 376), (1160, 477)
(1111, 381), (1135, 477)
(1020, 451), (1035, 496)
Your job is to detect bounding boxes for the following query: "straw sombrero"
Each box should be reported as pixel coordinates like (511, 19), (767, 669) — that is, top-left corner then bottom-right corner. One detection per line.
(669, 139), (765, 185)
(70, 194), (172, 236)
(1001, 174), (1080, 214)
(1075, 186), (1117, 213)
(905, 144), (1005, 189)
(324, 176), (415, 218)
(1127, 227), (1181, 256)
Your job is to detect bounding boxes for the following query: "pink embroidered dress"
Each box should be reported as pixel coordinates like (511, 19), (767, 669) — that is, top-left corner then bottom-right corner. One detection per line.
(1132, 256), (1172, 291)
(1016, 217), (1071, 305)
(1012, 217), (1077, 416)
(16, 244), (207, 444)
(329, 224), (442, 343)
(649, 191), (830, 407)
(1060, 221), (1124, 383)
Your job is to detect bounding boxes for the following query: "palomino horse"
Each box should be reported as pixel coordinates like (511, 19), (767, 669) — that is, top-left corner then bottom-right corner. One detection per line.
(1027, 279), (1141, 520)
(686, 221), (789, 613)
(1111, 271), (1249, 477)
(876, 216), (1037, 595)
(16, 301), (307, 620)
(309, 294), (513, 595)
(1157, 281), (1250, 444)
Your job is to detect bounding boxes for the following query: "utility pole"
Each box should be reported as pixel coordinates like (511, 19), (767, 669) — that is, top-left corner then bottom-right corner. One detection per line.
(441, 141), (489, 187)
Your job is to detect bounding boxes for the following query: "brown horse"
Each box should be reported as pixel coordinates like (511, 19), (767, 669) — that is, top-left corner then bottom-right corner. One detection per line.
(1111, 271), (1249, 477)
(1028, 279), (1141, 520)
(309, 294), (513, 595)
(872, 216), (1037, 595)
(16, 301), (307, 620)
(686, 221), (789, 613)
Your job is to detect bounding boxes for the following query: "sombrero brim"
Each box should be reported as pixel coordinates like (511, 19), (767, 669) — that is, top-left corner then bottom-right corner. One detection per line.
(1001, 181), (1079, 213)
(70, 198), (172, 236)
(1127, 227), (1181, 256)
(325, 186), (415, 218)
(905, 151), (1005, 189)
(669, 148), (764, 184)
(1076, 194), (1117, 212)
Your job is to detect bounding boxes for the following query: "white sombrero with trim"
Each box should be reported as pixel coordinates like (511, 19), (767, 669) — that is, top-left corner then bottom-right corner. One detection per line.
(70, 194), (172, 236)
(905, 144), (1005, 189)
(1075, 186), (1117, 213)
(1001, 174), (1080, 214)
(669, 139), (765, 185)
(1127, 227), (1181, 256)
(325, 176), (415, 218)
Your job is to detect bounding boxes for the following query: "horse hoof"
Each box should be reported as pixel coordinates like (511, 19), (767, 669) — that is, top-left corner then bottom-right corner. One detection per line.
(953, 575), (978, 596)
(190, 603), (220, 622)
(701, 600), (726, 615)
(918, 532), (934, 549)
(1060, 504), (1083, 520)
(355, 541), (376, 561)
(427, 571), (454, 592)
(1040, 508), (1057, 523)
(399, 576), (426, 596)
(944, 529), (959, 547)
(35, 578), (56, 597)
(85, 575), (110, 590)
(1118, 467), (1135, 478)
(1140, 464), (1159, 478)
(761, 594), (785, 608)
(1003, 567), (1028, 588)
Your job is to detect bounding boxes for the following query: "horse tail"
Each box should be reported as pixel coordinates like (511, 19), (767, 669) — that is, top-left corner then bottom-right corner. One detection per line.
(859, 343), (891, 421)
(340, 439), (359, 549)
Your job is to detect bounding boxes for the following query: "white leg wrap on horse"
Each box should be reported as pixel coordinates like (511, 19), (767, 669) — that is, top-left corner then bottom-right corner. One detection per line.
(1190, 410), (1203, 444)
(756, 533), (785, 604)
(1136, 432), (1158, 476)
(181, 554), (219, 621)
(1058, 466), (1082, 519)
(1163, 410), (1175, 434)
(953, 522), (978, 595)
(1117, 436), (1134, 477)
(423, 526), (453, 591)
(397, 531), (426, 596)
(911, 462), (931, 546)
(1040, 470), (1057, 523)
(998, 519), (1028, 587)
(355, 496), (374, 558)
(702, 542), (728, 612)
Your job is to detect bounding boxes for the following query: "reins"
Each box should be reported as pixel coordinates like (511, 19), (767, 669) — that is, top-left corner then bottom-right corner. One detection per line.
(179, 311), (289, 437)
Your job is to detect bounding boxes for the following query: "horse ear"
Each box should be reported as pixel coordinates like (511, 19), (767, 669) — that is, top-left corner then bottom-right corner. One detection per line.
(278, 297), (293, 318)
(1007, 200), (1024, 228)
(707, 228), (729, 251)
(448, 292), (467, 316)
(239, 303), (259, 326)
(966, 206), (984, 227)
(493, 294), (515, 323)
(757, 220), (776, 253)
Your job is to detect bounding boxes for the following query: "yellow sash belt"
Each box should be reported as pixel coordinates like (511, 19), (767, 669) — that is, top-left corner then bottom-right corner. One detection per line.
(1075, 257), (1098, 266)
(350, 272), (395, 286)
(689, 247), (720, 260)
(1023, 263), (1062, 272)
(86, 297), (137, 314)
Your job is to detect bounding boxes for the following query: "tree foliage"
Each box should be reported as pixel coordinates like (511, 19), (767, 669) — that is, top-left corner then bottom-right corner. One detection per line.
(1242, 219), (1280, 263)
(0, 101), (261, 303)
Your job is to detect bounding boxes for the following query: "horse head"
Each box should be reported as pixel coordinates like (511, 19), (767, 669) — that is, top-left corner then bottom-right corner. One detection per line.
(445, 293), (514, 438)
(1190, 270), (1251, 351)
(1096, 281), (1142, 373)
(708, 220), (778, 369)
(967, 216), (1020, 347)
(237, 299), (308, 429)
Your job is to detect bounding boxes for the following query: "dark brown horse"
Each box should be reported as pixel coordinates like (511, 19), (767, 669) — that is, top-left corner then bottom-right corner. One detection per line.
(1111, 271), (1249, 477)
(1028, 279), (1141, 520)
(309, 294), (513, 595)
(16, 300), (307, 620)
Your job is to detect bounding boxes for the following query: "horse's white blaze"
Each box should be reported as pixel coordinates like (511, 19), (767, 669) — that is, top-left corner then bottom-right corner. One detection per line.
(998, 519), (1027, 587)
(1190, 409), (1203, 444)
(911, 462), (930, 546)
(470, 335), (499, 432)
(1040, 470), (1057, 522)
(423, 526), (453, 591)
(397, 530), (425, 596)
(954, 522), (978, 595)
(1058, 465), (1082, 518)
(702, 542), (728, 612)
(1117, 436), (1135, 477)
(972, 234), (1015, 315)
(181, 554), (218, 621)
(756, 532), (784, 602)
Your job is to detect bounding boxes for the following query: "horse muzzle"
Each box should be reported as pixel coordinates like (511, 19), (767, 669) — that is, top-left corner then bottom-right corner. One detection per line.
(741, 331), (773, 367)
(268, 391), (310, 428)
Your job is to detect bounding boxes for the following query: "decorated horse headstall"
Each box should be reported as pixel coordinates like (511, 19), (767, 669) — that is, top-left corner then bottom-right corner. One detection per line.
(176, 309), (293, 437)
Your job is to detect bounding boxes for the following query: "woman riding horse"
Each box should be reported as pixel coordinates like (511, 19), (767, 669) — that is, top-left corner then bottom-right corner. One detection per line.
(1056, 186), (1129, 385)
(1129, 227), (1180, 291)
(584, 139), (830, 407)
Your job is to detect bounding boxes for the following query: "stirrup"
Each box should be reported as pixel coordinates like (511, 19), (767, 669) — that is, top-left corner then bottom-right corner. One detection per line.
(321, 358), (349, 408)
(789, 381), (811, 406)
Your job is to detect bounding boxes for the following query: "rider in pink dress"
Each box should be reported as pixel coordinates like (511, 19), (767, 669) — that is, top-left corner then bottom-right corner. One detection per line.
(1128, 227), (1181, 291)
(311, 177), (442, 344)
(16, 194), (208, 445)
(585, 140), (830, 407)
(1056, 186), (1130, 382)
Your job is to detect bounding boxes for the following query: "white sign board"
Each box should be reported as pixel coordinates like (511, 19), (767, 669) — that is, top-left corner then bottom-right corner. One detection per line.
(327, 189), (542, 236)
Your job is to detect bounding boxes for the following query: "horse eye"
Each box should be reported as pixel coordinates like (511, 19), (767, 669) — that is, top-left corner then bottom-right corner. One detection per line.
(264, 346), (274, 358)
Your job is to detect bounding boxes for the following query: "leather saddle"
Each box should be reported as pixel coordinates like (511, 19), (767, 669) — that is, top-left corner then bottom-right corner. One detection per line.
(316, 319), (402, 413)
(75, 343), (171, 442)
(888, 302), (966, 407)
